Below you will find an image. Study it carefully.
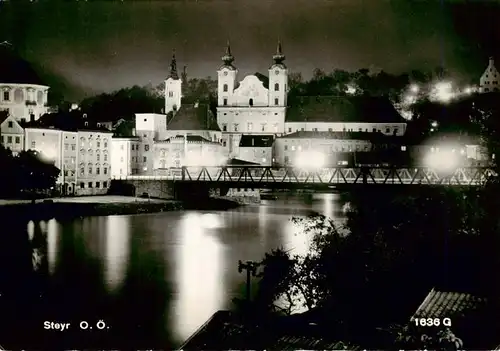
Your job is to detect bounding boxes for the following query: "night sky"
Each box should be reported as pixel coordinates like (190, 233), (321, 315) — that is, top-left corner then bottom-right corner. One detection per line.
(0, 0), (499, 100)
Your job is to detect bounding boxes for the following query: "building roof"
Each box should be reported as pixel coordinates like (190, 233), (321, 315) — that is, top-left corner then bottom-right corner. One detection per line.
(180, 311), (361, 350)
(167, 104), (220, 131)
(254, 73), (269, 89)
(21, 111), (112, 133)
(226, 158), (260, 165)
(279, 130), (403, 143)
(0, 46), (46, 86)
(411, 288), (486, 320)
(286, 96), (406, 124)
(239, 135), (274, 147)
(157, 135), (218, 144)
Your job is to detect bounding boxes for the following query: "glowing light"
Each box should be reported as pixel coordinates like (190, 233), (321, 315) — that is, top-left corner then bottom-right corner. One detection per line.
(404, 94), (417, 104)
(431, 121), (438, 128)
(104, 216), (130, 292)
(40, 147), (57, 161)
(410, 84), (419, 94)
(424, 149), (458, 171)
(294, 151), (325, 170)
(346, 85), (357, 95)
(173, 212), (225, 342)
(431, 81), (454, 103)
(464, 87), (473, 94)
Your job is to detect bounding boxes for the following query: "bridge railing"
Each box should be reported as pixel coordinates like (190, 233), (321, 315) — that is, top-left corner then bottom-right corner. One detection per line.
(113, 166), (498, 186)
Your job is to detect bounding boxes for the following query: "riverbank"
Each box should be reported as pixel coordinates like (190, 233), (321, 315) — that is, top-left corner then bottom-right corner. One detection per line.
(0, 195), (244, 221)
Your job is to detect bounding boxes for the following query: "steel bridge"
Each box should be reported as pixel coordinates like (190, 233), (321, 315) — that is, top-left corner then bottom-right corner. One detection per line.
(112, 166), (497, 188)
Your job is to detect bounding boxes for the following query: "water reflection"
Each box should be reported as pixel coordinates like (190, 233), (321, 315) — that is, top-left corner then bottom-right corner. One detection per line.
(104, 216), (131, 293)
(46, 219), (59, 275)
(173, 212), (226, 342)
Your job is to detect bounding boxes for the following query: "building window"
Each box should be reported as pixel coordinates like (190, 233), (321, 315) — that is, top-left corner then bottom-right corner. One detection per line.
(284, 145), (288, 151)
(104, 167), (108, 175)
(143, 156), (147, 162)
(300, 128), (304, 131)
(223, 141), (227, 147)
(96, 167), (100, 175)
(103, 181), (108, 188)
(401, 145), (407, 151)
(274, 83), (279, 91)
(247, 123), (253, 131)
(223, 98), (228, 106)
(145, 144), (150, 151)
(80, 167), (85, 176)
(96, 182), (100, 188)
(97, 154), (100, 161)
(275, 98), (279, 105)
(104, 154), (108, 162)
(313, 128), (318, 132)
(3, 91), (9, 101)
(223, 84), (228, 92)
(80, 182), (85, 189)
(97, 141), (100, 148)
(234, 124), (239, 132)
(104, 142), (108, 148)
(15, 136), (20, 144)
(7, 136), (12, 143)
(288, 127), (292, 133)
(284, 156), (289, 164)
(88, 166), (93, 174)
(372, 128), (377, 132)
(249, 98), (254, 106)
(88, 182), (93, 188)
(8, 121), (13, 128)
(222, 124), (227, 132)
(385, 128), (390, 133)
(169, 91), (173, 97)
(31, 141), (36, 148)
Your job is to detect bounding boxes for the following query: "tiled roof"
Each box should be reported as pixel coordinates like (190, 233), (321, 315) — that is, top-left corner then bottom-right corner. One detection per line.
(180, 311), (360, 350)
(0, 111), (8, 124)
(167, 104), (220, 131)
(411, 288), (486, 320)
(22, 111), (112, 132)
(158, 135), (218, 144)
(286, 96), (406, 123)
(0, 46), (46, 86)
(239, 135), (274, 147)
(227, 158), (260, 165)
(279, 130), (403, 143)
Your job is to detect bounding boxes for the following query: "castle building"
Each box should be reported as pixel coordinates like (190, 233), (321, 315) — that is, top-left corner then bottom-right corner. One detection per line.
(479, 57), (499, 93)
(0, 44), (50, 122)
(216, 41), (288, 158)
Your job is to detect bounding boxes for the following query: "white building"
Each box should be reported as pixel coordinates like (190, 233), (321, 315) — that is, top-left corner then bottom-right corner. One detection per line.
(165, 52), (182, 114)
(0, 45), (50, 121)
(284, 96), (407, 136)
(110, 137), (141, 177)
(237, 135), (274, 166)
(166, 102), (222, 142)
(24, 124), (113, 195)
(216, 41), (288, 158)
(479, 57), (500, 93)
(0, 114), (24, 154)
(153, 135), (224, 171)
(134, 113), (168, 175)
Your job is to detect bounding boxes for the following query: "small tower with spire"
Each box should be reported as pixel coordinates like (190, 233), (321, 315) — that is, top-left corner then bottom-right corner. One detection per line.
(479, 56), (500, 93)
(217, 40), (238, 107)
(165, 50), (182, 114)
(268, 39), (288, 107)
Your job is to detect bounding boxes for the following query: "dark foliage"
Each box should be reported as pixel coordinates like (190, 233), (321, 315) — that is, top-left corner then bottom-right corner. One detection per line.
(0, 145), (59, 198)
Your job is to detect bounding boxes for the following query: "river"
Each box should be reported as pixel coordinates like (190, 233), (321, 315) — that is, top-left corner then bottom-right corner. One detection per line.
(1, 193), (350, 350)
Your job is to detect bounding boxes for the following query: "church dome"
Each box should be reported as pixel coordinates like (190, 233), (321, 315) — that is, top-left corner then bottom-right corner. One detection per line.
(0, 45), (46, 86)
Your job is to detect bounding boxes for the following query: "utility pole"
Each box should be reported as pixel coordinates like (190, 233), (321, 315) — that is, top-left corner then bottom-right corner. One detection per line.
(238, 260), (261, 302)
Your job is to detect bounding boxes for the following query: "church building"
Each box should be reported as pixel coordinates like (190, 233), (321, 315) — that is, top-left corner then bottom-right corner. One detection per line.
(216, 41), (288, 159)
(479, 57), (499, 93)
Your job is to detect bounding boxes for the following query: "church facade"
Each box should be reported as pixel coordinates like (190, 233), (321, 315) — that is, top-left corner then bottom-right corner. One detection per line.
(216, 41), (288, 159)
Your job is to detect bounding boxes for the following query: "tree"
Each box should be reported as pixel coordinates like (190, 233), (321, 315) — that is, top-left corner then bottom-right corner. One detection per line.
(15, 150), (60, 194)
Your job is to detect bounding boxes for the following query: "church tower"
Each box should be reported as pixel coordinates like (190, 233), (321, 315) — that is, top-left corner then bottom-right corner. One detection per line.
(268, 39), (288, 107)
(165, 51), (182, 114)
(217, 41), (238, 107)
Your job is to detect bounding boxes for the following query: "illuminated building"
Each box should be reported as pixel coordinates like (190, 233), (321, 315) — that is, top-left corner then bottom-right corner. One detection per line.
(216, 41), (288, 158)
(479, 57), (500, 93)
(284, 96), (407, 137)
(274, 131), (376, 166)
(134, 113), (168, 174)
(237, 135), (274, 166)
(110, 137), (141, 177)
(153, 135), (224, 172)
(0, 44), (50, 122)
(0, 114), (24, 155)
(24, 119), (113, 195)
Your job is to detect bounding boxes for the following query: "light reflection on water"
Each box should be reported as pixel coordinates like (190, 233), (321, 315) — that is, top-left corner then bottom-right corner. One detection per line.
(19, 193), (348, 349)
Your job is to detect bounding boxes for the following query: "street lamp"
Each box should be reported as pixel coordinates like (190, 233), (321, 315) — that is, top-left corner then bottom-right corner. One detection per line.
(238, 260), (262, 302)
